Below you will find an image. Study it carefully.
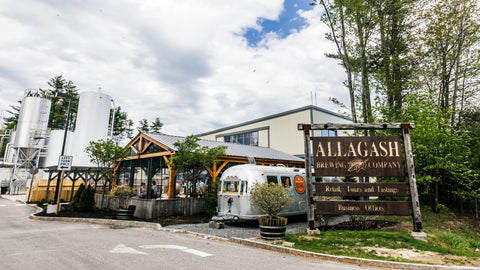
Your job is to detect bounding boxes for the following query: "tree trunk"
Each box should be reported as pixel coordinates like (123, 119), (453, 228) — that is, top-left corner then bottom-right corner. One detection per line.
(320, 0), (357, 125)
(475, 198), (478, 220)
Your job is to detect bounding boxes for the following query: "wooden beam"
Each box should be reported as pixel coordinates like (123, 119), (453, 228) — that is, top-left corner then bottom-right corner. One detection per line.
(142, 141), (153, 153)
(123, 151), (174, 160)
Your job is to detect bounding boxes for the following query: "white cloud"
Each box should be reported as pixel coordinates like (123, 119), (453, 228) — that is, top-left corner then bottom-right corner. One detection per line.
(0, 0), (348, 137)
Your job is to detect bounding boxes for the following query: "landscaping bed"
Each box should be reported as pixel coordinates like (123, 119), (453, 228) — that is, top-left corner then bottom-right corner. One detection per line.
(34, 207), (212, 226)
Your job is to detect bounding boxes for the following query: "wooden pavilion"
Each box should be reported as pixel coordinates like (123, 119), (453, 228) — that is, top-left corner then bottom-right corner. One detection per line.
(114, 132), (305, 199)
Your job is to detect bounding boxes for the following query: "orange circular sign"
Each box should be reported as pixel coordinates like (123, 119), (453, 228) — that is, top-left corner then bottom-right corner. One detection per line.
(294, 176), (305, 194)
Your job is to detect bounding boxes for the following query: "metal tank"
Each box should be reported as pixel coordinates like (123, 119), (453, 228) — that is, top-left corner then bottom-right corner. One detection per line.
(44, 129), (74, 167)
(3, 131), (16, 163)
(71, 91), (112, 167)
(14, 92), (51, 148)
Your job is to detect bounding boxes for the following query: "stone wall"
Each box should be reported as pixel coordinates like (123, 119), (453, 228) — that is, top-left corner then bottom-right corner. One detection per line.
(95, 194), (206, 219)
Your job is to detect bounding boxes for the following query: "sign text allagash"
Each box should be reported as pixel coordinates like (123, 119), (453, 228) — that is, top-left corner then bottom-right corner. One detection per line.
(312, 136), (405, 177)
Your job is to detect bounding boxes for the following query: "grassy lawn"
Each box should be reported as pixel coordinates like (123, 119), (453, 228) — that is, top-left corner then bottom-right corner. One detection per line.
(283, 207), (480, 266)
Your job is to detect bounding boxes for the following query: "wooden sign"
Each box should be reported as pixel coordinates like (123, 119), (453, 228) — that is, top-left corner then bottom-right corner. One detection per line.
(299, 123), (423, 231)
(316, 201), (410, 216)
(315, 182), (408, 197)
(312, 136), (405, 177)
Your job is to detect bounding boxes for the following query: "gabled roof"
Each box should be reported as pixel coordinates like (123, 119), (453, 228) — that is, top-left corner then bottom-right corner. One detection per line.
(143, 133), (304, 162)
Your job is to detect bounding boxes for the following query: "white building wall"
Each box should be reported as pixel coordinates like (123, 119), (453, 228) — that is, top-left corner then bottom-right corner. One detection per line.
(198, 106), (352, 157)
(264, 110), (309, 156)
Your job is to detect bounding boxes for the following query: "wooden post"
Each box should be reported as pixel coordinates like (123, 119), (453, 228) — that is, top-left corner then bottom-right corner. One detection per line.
(401, 124), (423, 231)
(167, 169), (175, 199)
(146, 158), (153, 199)
(301, 124), (315, 230)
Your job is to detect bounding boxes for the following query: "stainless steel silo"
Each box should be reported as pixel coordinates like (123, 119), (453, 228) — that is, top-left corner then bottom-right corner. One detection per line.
(71, 91), (112, 167)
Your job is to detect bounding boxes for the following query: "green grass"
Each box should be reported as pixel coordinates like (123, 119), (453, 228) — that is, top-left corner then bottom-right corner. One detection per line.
(283, 207), (480, 265)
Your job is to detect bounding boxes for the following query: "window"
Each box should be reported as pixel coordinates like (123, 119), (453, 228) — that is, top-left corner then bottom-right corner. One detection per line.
(281, 176), (292, 188)
(224, 131), (259, 146)
(321, 130), (337, 137)
(266, 176), (278, 184)
(240, 181), (248, 195)
(222, 180), (239, 193)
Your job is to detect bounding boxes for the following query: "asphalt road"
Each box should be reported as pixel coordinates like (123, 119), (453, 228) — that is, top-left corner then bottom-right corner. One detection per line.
(0, 197), (377, 270)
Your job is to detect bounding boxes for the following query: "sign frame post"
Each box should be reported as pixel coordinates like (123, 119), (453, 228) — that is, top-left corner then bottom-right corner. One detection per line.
(401, 124), (423, 231)
(301, 125), (315, 230)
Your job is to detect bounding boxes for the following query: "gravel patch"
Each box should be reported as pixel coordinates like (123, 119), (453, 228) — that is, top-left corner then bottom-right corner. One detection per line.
(167, 219), (308, 239)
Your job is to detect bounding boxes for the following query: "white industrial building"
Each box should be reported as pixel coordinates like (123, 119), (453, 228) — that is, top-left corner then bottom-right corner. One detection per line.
(196, 105), (353, 158)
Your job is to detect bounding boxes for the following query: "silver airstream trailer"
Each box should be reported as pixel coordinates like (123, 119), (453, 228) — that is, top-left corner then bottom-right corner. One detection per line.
(213, 164), (307, 221)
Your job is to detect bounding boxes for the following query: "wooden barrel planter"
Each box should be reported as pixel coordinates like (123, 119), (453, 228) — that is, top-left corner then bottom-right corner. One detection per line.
(258, 216), (287, 240)
(116, 205), (136, 220)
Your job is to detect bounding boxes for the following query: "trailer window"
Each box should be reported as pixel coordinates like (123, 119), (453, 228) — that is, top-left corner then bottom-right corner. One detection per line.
(266, 176), (278, 184)
(281, 176), (292, 188)
(222, 180), (239, 193)
(240, 181), (248, 195)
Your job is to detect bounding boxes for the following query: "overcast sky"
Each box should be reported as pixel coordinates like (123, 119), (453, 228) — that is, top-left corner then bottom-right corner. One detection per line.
(0, 0), (348, 136)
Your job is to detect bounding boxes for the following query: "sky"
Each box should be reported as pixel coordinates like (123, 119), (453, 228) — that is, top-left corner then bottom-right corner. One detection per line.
(0, 0), (348, 137)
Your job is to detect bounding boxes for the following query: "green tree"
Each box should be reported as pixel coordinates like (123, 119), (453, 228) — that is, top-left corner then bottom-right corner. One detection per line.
(316, 0), (358, 123)
(457, 109), (480, 215)
(373, 0), (416, 121)
(402, 94), (474, 212)
(169, 135), (226, 196)
(85, 138), (127, 205)
(42, 75), (79, 130)
(111, 106), (134, 142)
(3, 102), (21, 130)
(416, 0), (480, 125)
(78, 184), (96, 212)
(150, 117), (163, 134)
(137, 118), (149, 133)
(72, 183), (85, 209)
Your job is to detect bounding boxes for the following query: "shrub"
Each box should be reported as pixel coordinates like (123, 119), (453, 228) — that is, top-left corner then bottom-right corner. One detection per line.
(78, 185), (96, 212)
(72, 183), (85, 209)
(250, 182), (291, 218)
(112, 185), (135, 209)
(204, 180), (218, 216)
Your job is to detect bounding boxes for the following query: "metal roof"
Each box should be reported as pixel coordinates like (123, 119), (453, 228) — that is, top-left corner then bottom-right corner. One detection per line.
(195, 105), (352, 137)
(143, 133), (304, 162)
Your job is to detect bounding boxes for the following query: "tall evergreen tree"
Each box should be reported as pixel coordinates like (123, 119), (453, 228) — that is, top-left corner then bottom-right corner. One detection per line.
(111, 106), (134, 143)
(42, 75), (79, 130)
(3, 102), (21, 130)
(150, 117), (163, 134)
(137, 119), (149, 133)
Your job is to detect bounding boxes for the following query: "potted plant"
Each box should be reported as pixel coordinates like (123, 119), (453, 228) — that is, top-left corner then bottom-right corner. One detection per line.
(250, 182), (291, 240)
(112, 185), (136, 220)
